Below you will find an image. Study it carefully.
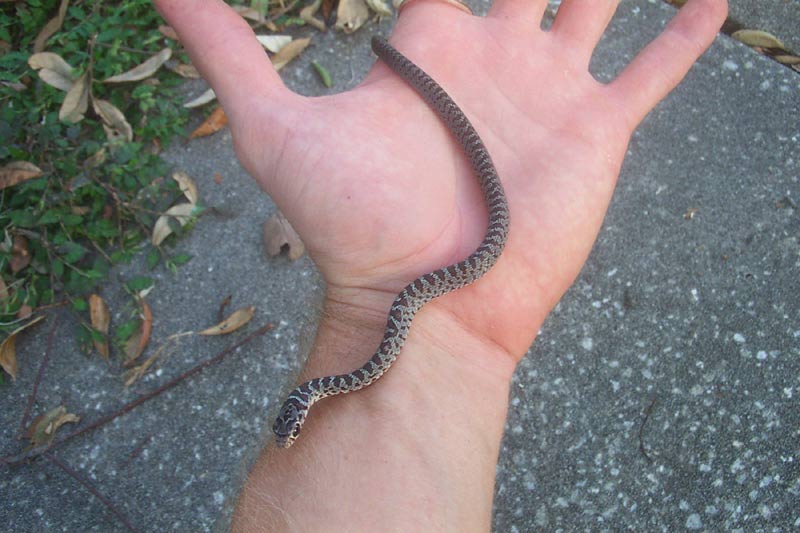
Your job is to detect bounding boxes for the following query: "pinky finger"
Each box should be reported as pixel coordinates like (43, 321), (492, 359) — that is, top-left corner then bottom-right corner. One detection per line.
(610, 0), (727, 128)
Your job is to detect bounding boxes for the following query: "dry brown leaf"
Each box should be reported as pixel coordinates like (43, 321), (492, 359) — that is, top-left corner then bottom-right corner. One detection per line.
(10, 235), (31, 274)
(89, 294), (110, 359)
(271, 38), (311, 71)
(25, 406), (80, 447)
(189, 106), (228, 139)
(183, 88), (216, 108)
(0, 161), (43, 190)
(231, 5), (266, 21)
(255, 35), (292, 53)
(103, 48), (172, 83)
(151, 203), (197, 246)
(158, 25), (179, 41)
(172, 171), (199, 204)
(28, 52), (74, 91)
(365, 0), (392, 18)
(124, 298), (152, 365)
(123, 352), (158, 386)
(300, 0), (327, 31)
(774, 54), (800, 65)
(0, 275), (7, 300)
(335, 0), (369, 33)
(92, 98), (133, 143)
(0, 330), (17, 380)
(167, 62), (201, 79)
(16, 305), (32, 320)
(59, 72), (88, 123)
(0, 315), (45, 381)
(213, 172), (223, 185)
(263, 211), (305, 260)
(83, 148), (107, 169)
(33, 0), (70, 53)
(732, 29), (784, 50)
(199, 306), (255, 336)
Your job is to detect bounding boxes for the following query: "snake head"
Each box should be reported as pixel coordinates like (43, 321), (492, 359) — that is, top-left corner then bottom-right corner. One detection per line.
(273, 398), (308, 448)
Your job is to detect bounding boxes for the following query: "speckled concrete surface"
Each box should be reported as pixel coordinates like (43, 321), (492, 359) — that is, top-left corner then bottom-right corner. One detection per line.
(1, 1), (798, 532)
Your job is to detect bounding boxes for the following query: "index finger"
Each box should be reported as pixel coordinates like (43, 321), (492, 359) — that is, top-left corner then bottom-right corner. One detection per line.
(153, 0), (294, 122)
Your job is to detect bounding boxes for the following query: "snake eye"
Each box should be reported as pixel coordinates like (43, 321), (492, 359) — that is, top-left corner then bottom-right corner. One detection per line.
(292, 427), (300, 437)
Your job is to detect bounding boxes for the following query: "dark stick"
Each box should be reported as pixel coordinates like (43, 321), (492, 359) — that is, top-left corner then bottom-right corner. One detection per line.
(638, 396), (658, 462)
(19, 314), (60, 435)
(2, 322), (274, 467)
(44, 451), (140, 533)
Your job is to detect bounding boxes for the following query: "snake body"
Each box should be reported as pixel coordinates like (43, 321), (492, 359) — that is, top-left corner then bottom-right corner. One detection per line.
(273, 36), (510, 448)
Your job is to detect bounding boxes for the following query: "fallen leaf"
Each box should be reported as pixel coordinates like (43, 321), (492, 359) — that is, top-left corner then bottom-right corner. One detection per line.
(213, 172), (223, 184)
(300, 0), (326, 31)
(0, 315), (45, 381)
(732, 29), (784, 50)
(189, 106), (227, 138)
(33, 0), (70, 53)
(83, 148), (106, 169)
(89, 294), (110, 359)
(151, 203), (197, 246)
(0, 276), (7, 300)
(59, 72), (89, 123)
(774, 54), (800, 65)
(199, 305), (255, 336)
(255, 35), (293, 54)
(183, 88), (216, 108)
(271, 38), (311, 71)
(158, 25), (179, 41)
(103, 48), (172, 83)
(335, 0), (369, 33)
(172, 171), (199, 204)
(28, 52), (74, 91)
(365, 0), (392, 18)
(123, 352), (158, 386)
(124, 298), (152, 365)
(25, 406), (80, 447)
(0, 161), (43, 190)
(16, 305), (32, 319)
(92, 98), (133, 143)
(231, 5), (266, 21)
(10, 235), (31, 274)
(263, 211), (305, 260)
(166, 62), (201, 78)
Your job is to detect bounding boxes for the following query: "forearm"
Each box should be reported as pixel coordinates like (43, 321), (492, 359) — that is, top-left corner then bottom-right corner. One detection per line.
(231, 294), (520, 532)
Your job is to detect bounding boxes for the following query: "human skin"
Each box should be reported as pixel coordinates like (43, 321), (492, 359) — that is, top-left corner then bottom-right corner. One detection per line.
(153, 0), (728, 530)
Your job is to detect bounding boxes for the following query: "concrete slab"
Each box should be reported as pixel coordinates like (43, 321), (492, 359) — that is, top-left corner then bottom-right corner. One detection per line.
(1, 1), (797, 532)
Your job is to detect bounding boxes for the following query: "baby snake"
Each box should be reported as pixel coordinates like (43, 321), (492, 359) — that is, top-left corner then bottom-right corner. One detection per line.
(273, 36), (510, 448)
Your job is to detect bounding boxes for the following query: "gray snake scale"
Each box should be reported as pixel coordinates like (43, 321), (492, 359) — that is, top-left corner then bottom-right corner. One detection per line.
(273, 36), (510, 448)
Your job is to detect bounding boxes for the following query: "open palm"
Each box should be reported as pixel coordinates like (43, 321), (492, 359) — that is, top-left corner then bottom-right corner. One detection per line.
(155, 0), (726, 359)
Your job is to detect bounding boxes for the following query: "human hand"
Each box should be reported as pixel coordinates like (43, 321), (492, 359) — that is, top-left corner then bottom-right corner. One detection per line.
(154, 0), (727, 363)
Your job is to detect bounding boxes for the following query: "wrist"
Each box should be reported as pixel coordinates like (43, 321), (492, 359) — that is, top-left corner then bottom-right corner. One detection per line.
(232, 288), (519, 531)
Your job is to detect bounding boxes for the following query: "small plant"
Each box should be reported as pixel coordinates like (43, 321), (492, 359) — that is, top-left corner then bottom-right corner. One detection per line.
(0, 0), (190, 351)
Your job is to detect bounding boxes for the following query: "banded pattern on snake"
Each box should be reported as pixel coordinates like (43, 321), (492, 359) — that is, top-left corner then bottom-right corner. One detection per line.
(273, 36), (510, 448)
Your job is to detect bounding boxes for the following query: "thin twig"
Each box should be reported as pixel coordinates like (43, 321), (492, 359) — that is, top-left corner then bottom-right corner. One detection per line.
(43, 451), (140, 533)
(638, 396), (658, 463)
(1, 322), (274, 467)
(19, 314), (60, 435)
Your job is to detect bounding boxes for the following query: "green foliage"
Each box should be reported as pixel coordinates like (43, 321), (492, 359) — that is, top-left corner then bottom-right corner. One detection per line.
(0, 0), (192, 341)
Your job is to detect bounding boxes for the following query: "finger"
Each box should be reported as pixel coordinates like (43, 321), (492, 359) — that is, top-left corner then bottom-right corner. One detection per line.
(550, 0), (620, 67)
(610, 0), (728, 128)
(153, 0), (296, 122)
(487, 0), (547, 27)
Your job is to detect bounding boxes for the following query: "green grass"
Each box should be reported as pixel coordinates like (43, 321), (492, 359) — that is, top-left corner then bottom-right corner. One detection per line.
(0, 0), (190, 349)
